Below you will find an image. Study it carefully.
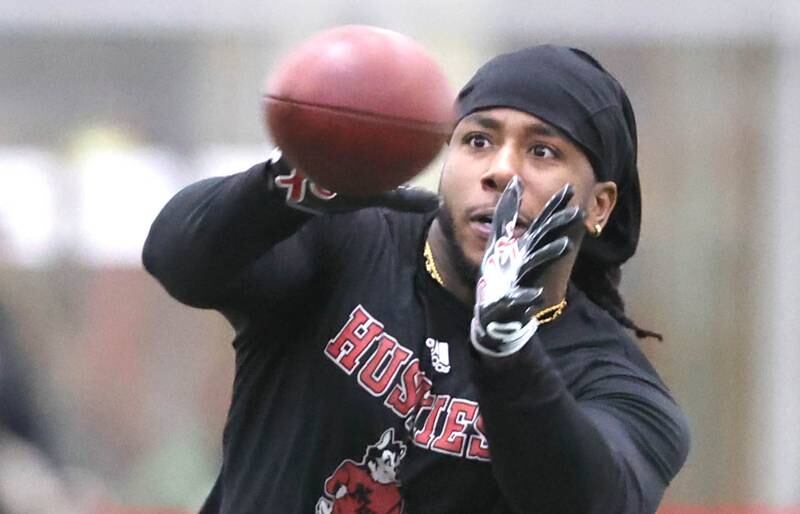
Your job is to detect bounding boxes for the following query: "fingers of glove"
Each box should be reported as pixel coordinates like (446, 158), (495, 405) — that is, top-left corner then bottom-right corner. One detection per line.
(527, 184), (574, 235)
(266, 147), (440, 213)
(518, 237), (572, 285)
(275, 179), (439, 215)
(358, 186), (441, 212)
(480, 300), (529, 326)
(505, 286), (545, 312)
(491, 176), (523, 241)
(523, 205), (583, 251)
(479, 287), (543, 323)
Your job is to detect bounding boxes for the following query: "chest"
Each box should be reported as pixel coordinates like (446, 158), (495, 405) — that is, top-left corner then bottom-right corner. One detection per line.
(312, 262), (493, 460)
(296, 268), (500, 508)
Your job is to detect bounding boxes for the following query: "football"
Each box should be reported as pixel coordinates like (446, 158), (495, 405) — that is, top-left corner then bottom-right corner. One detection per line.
(263, 25), (454, 196)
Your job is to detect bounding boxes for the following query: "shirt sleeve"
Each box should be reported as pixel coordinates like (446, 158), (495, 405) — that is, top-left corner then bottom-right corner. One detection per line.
(473, 339), (690, 514)
(142, 161), (322, 318)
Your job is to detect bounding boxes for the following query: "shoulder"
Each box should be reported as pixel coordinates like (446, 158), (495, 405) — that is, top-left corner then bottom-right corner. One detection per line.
(540, 288), (691, 478)
(321, 208), (435, 260)
(540, 285), (665, 388)
(540, 285), (638, 354)
(377, 207), (437, 257)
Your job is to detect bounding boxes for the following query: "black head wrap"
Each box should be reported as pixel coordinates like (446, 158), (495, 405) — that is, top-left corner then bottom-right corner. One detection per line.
(455, 45), (641, 267)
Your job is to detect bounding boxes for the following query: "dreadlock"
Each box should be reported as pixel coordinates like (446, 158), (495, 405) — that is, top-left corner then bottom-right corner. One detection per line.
(571, 253), (662, 341)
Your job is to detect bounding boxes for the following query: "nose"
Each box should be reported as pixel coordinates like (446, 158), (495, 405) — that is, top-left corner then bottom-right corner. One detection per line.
(480, 144), (519, 193)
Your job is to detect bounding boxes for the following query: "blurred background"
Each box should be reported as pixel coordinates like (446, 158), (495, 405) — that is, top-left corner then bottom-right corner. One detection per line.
(1, 0), (799, 512)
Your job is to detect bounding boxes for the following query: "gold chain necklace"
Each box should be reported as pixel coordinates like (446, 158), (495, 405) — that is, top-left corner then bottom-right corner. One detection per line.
(423, 241), (445, 286)
(423, 241), (567, 325)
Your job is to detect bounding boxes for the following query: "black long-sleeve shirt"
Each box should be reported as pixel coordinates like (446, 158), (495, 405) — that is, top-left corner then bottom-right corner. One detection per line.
(142, 162), (689, 514)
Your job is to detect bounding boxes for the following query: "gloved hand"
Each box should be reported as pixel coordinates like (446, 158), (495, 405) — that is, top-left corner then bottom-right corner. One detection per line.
(470, 177), (584, 357)
(264, 148), (440, 215)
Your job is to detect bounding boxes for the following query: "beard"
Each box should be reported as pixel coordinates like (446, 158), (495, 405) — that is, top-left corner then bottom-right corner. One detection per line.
(436, 203), (481, 287)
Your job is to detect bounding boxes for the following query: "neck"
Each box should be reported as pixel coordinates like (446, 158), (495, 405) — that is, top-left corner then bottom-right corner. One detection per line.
(538, 256), (574, 306)
(426, 219), (576, 307)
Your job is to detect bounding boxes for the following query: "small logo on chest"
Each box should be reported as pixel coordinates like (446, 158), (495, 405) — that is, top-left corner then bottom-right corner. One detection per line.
(425, 338), (451, 374)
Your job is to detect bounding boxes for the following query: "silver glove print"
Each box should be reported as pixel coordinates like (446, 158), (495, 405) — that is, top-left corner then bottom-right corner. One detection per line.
(470, 177), (583, 357)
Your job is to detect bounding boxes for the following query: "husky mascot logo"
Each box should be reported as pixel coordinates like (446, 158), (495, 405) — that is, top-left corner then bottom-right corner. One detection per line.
(316, 428), (407, 514)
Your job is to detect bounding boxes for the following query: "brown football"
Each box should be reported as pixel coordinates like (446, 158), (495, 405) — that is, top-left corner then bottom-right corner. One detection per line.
(263, 25), (454, 196)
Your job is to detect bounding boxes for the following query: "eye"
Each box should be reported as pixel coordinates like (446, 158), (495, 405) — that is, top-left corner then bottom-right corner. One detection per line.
(531, 144), (557, 158)
(464, 133), (492, 149)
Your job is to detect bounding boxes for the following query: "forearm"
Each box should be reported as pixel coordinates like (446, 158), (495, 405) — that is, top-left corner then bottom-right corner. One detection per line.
(142, 161), (312, 308)
(474, 341), (640, 514)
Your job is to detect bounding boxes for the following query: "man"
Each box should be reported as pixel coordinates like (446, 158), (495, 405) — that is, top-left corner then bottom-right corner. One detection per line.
(143, 45), (689, 513)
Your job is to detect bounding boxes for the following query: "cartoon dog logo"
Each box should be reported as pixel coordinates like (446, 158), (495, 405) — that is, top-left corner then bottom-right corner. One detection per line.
(315, 428), (407, 514)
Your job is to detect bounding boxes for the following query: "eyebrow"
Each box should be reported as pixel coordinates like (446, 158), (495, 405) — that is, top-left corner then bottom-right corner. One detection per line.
(463, 113), (502, 130)
(462, 113), (566, 140)
(524, 122), (564, 139)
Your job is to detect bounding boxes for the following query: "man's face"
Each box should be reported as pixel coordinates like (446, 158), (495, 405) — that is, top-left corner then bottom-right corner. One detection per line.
(438, 108), (603, 276)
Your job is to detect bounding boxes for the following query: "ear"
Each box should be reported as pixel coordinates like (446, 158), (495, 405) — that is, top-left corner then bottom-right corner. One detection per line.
(584, 180), (617, 234)
(376, 429), (393, 449)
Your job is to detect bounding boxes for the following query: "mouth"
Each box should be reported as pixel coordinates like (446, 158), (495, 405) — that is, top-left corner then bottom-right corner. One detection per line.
(468, 208), (531, 238)
(467, 210), (494, 239)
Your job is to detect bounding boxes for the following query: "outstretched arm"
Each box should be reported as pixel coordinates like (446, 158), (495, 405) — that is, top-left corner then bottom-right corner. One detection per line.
(470, 179), (689, 513)
(142, 159), (317, 311)
(475, 342), (689, 514)
(143, 150), (439, 316)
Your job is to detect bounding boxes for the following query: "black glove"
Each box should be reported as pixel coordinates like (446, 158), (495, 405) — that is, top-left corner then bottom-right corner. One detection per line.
(264, 148), (440, 215)
(470, 177), (583, 357)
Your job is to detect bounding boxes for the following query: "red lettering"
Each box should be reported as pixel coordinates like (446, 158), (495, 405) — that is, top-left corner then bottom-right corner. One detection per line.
(324, 306), (384, 374)
(466, 414), (490, 461)
(431, 399), (479, 457)
(414, 395), (449, 449)
(384, 359), (433, 417)
(309, 182), (336, 200)
(357, 334), (412, 397)
(274, 168), (308, 203)
(274, 168), (337, 203)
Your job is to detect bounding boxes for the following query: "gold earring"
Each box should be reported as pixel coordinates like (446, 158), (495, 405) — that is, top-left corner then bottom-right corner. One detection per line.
(593, 224), (603, 237)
